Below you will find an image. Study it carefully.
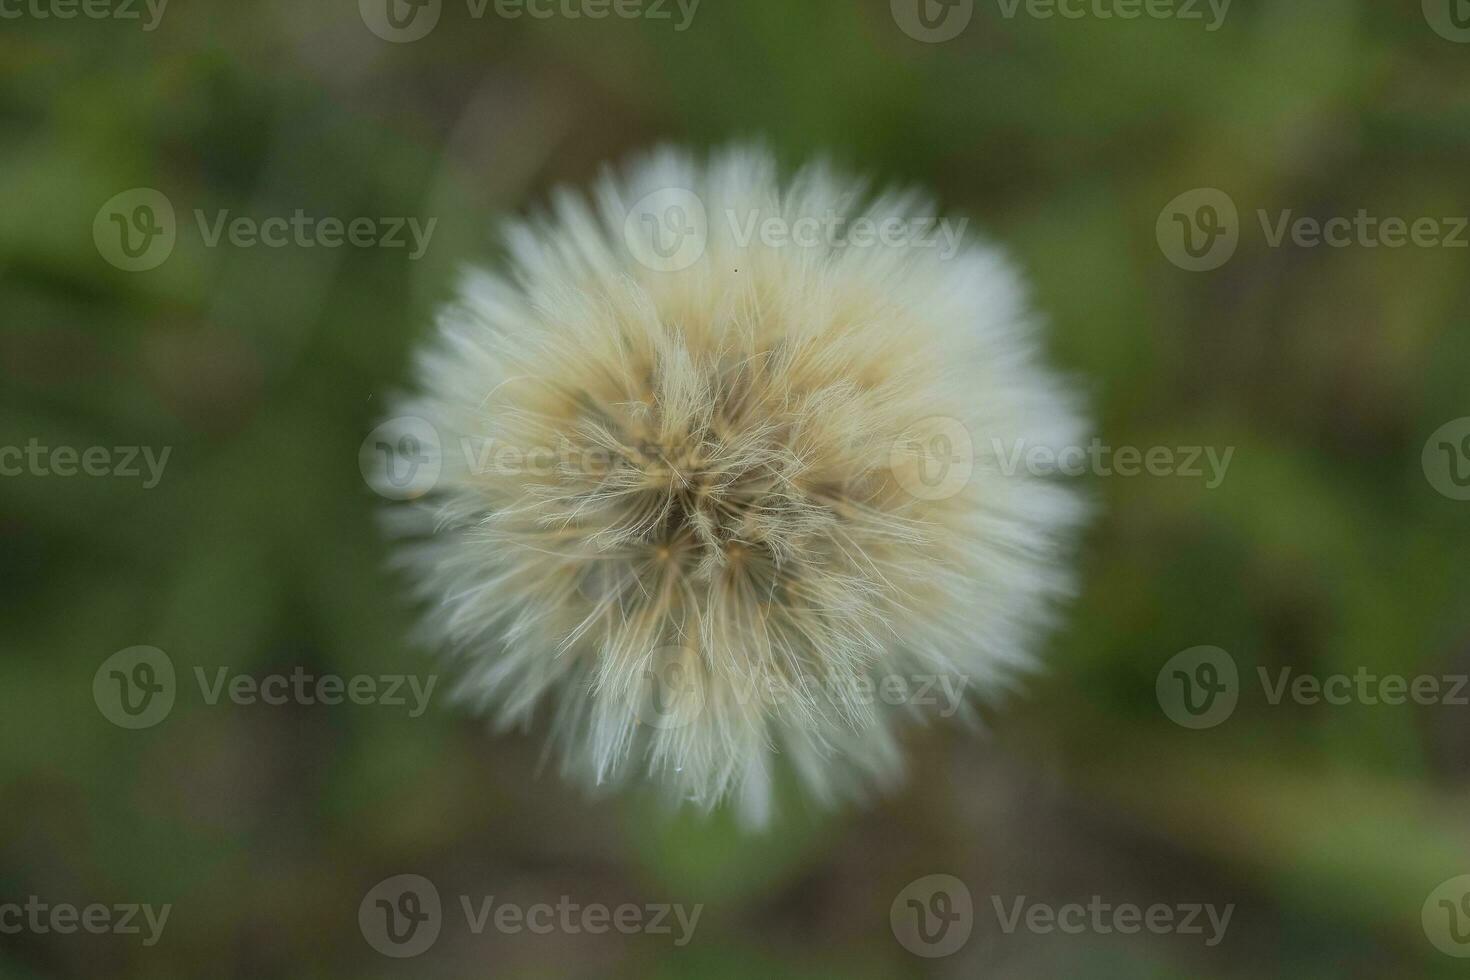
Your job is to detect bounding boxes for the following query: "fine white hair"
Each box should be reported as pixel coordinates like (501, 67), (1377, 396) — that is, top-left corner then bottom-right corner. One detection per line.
(379, 145), (1088, 825)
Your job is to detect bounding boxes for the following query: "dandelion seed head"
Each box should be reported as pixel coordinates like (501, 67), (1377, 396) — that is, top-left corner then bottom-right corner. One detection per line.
(381, 145), (1088, 824)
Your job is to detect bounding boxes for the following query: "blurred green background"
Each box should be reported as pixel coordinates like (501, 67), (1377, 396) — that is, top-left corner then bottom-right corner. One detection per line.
(3, 0), (1470, 976)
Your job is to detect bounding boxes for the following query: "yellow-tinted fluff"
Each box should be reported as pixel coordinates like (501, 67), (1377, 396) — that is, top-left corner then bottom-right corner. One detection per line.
(379, 146), (1087, 824)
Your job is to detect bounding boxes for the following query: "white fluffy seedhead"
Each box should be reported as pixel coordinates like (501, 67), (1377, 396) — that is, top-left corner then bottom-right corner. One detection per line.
(381, 145), (1087, 825)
